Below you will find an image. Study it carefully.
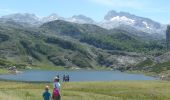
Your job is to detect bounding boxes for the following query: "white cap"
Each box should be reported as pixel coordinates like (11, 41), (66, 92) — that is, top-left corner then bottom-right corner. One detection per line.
(54, 77), (59, 80)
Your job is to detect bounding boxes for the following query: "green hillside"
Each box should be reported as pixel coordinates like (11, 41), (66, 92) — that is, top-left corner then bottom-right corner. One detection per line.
(134, 52), (170, 80)
(41, 20), (165, 53)
(0, 20), (166, 70)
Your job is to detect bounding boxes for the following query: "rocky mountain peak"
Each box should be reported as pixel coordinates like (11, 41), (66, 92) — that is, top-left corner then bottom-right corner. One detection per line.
(166, 25), (170, 50)
(1, 13), (39, 21)
(104, 10), (134, 20)
(41, 13), (62, 22)
(67, 15), (95, 24)
(100, 10), (165, 35)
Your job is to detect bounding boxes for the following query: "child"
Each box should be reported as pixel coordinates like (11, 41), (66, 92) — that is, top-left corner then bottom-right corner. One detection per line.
(52, 76), (61, 100)
(42, 85), (51, 100)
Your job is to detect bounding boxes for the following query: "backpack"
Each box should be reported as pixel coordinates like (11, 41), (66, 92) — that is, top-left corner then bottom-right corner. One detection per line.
(53, 88), (60, 96)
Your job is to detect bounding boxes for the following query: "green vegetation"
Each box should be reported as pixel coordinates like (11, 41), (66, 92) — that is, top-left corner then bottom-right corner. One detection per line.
(81, 33), (166, 53)
(0, 58), (26, 69)
(151, 61), (170, 73)
(135, 58), (154, 69)
(134, 59), (170, 79)
(0, 58), (13, 67)
(0, 68), (8, 74)
(42, 20), (166, 53)
(0, 20), (167, 69)
(0, 33), (9, 42)
(0, 81), (170, 100)
(31, 65), (66, 70)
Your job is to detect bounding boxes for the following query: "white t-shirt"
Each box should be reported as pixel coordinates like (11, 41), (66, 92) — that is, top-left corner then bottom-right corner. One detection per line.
(53, 82), (61, 92)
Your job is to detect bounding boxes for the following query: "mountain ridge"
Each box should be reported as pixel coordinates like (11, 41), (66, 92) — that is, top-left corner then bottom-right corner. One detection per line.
(0, 10), (166, 39)
(0, 19), (166, 69)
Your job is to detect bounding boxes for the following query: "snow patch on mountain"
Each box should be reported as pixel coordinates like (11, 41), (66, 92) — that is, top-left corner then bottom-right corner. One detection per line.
(0, 11), (167, 38)
(142, 21), (151, 29)
(41, 13), (63, 23)
(99, 10), (166, 35)
(110, 16), (135, 24)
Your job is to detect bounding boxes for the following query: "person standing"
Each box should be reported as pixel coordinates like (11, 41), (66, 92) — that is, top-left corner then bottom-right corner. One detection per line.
(67, 75), (70, 82)
(63, 75), (66, 82)
(52, 77), (61, 100)
(42, 85), (51, 100)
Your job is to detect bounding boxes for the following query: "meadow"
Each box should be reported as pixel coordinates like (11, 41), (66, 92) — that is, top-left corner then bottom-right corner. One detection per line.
(0, 81), (170, 100)
(0, 69), (9, 74)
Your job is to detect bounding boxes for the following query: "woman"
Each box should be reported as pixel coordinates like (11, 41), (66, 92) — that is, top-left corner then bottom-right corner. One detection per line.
(52, 76), (61, 100)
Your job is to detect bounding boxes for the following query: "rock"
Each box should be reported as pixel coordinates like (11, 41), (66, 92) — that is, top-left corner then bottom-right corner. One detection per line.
(26, 66), (32, 69)
(166, 25), (170, 50)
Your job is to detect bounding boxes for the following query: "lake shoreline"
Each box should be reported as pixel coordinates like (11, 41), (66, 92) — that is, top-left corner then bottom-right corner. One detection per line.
(0, 70), (157, 82)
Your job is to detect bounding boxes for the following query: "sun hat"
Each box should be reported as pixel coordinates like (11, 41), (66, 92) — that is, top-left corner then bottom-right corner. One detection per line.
(45, 85), (49, 90)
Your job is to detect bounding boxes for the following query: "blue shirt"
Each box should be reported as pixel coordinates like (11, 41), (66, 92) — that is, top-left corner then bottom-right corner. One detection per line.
(43, 91), (51, 100)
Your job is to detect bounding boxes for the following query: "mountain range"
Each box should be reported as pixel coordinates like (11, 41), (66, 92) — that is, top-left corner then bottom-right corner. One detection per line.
(0, 10), (167, 38)
(0, 10), (167, 70)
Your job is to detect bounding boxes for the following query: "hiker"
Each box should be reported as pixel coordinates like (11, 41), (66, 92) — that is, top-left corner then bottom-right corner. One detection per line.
(42, 85), (51, 100)
(52, 77), (61, 100)
(57, 75), (60, 79)
(63, 75), (66, 82)
(66, 75), (70, 82)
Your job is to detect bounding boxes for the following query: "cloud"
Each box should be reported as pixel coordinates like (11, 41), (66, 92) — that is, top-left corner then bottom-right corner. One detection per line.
(88, 0), (145, 9)
(88, 0), (170, 14)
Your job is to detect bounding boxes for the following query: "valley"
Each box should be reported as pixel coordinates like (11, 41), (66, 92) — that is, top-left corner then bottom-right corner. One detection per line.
(0, 11), (169, 80)
(1, 1), (170, 100)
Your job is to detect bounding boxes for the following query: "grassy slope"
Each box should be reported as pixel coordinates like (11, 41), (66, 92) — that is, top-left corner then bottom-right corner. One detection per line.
(0, 81), (170, 100)
(0, 69), (9, 74)
(0, 20), (166, 69)
(134, 58), (170, 79)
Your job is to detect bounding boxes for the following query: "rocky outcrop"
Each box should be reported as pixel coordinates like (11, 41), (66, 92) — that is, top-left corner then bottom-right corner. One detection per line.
(166, 25), (170, 50)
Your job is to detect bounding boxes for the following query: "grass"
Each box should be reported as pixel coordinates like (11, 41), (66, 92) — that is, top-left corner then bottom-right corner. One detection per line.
(31, 64), (112, 71)
(31, 65), (66, 70)
(0, 81), (170, 100)
(0, 64), (66, 74)
(0, 68), (9, 74)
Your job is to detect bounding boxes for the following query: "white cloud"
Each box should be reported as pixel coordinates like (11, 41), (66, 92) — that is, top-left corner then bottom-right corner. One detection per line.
(88, 0), (170, 14)
(88, 0), (145, 9)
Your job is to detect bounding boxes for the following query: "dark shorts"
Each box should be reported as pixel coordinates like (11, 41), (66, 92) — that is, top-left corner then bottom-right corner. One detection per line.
(52, 95), (61, 100)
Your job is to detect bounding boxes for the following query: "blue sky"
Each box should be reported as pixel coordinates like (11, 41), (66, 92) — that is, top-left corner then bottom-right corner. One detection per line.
(0, 0), (170, 24)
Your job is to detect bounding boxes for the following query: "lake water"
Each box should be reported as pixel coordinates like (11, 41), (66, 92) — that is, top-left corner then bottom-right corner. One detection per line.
(0, 70), (157, 82)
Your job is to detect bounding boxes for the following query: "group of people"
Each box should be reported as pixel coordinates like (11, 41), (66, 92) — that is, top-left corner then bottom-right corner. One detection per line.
(56, 75), (70, 82)
(43, 76), (61, 100)
(42, 75), (70, 100)
(63, 75), (70, 82)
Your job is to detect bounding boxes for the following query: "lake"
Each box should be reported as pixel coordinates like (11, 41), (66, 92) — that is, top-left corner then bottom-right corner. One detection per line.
(0, 70), (157, 82)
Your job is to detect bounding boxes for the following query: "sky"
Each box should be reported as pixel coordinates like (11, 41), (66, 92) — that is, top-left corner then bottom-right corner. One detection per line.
(0, 0), (170, 24)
